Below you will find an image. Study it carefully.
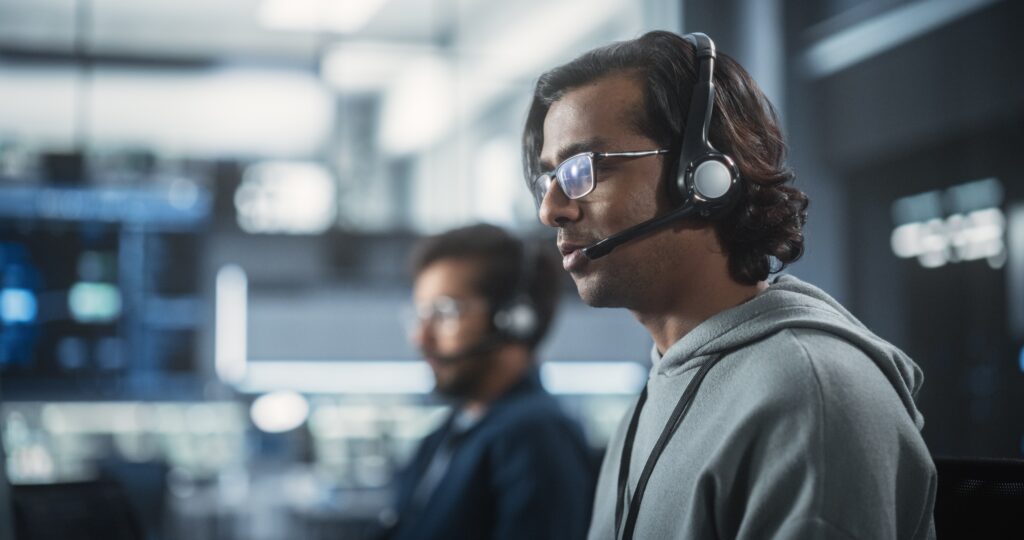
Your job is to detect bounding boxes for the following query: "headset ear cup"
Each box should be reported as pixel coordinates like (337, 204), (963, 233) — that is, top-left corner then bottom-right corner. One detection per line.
(490, 237), (542, 344)
(678, 154), (739, 217)
(494, 302), (537, 342)
(692, 159), (734, 200)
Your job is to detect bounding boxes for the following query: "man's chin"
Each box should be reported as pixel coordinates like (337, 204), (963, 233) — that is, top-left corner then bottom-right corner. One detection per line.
(573, 273), (622, 308)
(432, 381), (471, 401)
(430, 369), (473, 400)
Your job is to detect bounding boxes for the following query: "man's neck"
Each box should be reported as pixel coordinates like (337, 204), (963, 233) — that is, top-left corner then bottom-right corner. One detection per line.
(634, 276), (768, 354)
(463, 345), (532, 412)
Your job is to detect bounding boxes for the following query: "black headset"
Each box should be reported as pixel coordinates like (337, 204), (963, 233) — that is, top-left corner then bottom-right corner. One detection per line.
(675, 32), (740, 216)
(580, 32), (740, 261)
(491, 238), (539, 343)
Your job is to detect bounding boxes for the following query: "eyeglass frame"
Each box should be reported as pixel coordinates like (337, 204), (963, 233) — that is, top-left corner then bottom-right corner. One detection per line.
(531, 148), (670, 205)
(403, 295), (489, 337)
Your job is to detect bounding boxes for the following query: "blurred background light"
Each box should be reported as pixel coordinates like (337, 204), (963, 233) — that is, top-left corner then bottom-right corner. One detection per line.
(803, 0), (1000, 77)
(242, 361), (434, 395)
(455, 0), (626, 123)
(77, 251), (111, 282)
(470, 137), (523, 227)
(0, 65), (334, 157)
(239, 360), (650, 396)
(946, 178), (1004, 214)
(258, 0), (388, 33)
(91, 67), (334, 157)
(320, 41), (437, 93)
(167, 178), (201, 211)
(0, 66), (78, 148)
(539, 362), (648, 395)
(890, 179), (1006, 269)
(67, 282), (121, 323)
(235, 161), (337, 235)
(892, 190), (943, 226)
(0, 288), (37, 323)
(380, 55), (455, 155)
(249, 390), (310, 434)
(56, 336), (88, 370)
(216, 264), (247, 385)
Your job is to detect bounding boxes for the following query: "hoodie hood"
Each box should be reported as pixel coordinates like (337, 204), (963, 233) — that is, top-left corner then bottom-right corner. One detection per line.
(653, 274), (926, 430)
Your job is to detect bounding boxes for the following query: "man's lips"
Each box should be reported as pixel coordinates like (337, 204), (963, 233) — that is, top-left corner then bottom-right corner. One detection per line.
(424, 355), (453, 369)
(557, 241), (592, 272)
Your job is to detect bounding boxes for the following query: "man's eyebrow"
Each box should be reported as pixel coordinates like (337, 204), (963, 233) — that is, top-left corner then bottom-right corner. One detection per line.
(540, 137), (610, 170)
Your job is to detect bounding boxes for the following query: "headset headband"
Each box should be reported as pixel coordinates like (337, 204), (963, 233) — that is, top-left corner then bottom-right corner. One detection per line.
(680, 32), (718, 172)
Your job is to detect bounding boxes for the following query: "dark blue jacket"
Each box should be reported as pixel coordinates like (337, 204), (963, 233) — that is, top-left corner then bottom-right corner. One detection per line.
(389, 368), (595, 540)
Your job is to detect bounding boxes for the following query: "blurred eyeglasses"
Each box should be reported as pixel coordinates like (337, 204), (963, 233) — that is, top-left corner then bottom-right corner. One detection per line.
(402, 296), (486, 337)
(530, 149), (669, 207)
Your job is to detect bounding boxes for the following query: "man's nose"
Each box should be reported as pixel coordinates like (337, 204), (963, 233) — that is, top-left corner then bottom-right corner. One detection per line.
(410, 318), (433, 348)
(538, 178), (581, 227)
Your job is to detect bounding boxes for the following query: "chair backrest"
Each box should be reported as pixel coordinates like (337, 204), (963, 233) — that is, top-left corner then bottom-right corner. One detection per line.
(933, 457), (1024, 539)
(12, 479), (143, 540)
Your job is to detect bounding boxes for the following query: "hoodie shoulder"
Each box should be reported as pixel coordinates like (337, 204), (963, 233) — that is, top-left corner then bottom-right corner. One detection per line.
(688, 328), (935, 540)
(745, 327), (923, 433)
(670, 275), (927, 430)
(707, 327), (932, 492)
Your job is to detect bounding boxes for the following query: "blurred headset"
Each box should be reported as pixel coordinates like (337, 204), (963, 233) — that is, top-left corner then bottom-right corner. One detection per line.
(581, 32), (742, 261)
(491, 238), (539, 343)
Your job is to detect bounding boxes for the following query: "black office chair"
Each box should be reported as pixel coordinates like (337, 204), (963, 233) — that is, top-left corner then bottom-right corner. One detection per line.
(11, 479), (143, 540)
(933, 457), (1024, 539)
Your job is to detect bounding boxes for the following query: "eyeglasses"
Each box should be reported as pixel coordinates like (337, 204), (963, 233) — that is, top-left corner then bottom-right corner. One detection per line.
(402, 296), (486, 337)
(530, 149), (669, 207)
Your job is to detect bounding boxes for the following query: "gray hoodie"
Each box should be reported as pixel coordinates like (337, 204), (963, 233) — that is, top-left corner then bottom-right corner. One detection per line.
(588, 275), (936, 540)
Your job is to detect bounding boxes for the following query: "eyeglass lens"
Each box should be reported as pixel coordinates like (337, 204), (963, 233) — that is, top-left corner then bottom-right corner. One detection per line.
(402, 296), (470, 338)
(533, 153), (594, 206)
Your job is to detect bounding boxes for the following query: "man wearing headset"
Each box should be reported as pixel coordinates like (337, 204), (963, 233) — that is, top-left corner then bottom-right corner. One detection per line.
(387, 223), (594, 540)
(524, 32), (936, 539)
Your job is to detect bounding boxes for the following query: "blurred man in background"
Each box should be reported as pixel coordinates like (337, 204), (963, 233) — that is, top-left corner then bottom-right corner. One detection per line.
(386, 223), (594, 540)
(0, 417), (12, 540)
(524, 31), (936, 539)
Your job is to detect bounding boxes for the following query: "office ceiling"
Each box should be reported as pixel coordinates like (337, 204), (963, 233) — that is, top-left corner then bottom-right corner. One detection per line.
(0, 0), (454, 64)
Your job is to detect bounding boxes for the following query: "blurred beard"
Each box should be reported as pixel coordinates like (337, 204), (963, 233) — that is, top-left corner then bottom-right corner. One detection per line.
(429, 349), (497, 401)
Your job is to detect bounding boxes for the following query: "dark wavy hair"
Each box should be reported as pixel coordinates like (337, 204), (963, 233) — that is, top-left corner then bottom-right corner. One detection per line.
(410, 223), (561, 350)
(522, 30), (807, 284)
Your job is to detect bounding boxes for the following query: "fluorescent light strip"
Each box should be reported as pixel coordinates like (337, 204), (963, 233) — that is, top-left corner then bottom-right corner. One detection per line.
(215, 265), (248, 385)
(540, 361), (648, 395)
(240, 360), (648, 395)
(803, 0), (1000, 78)
(241, 361), (434, 394)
